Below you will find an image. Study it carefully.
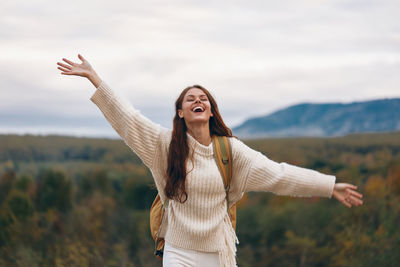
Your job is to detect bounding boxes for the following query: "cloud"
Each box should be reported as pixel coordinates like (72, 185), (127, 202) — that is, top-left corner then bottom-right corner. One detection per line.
(0, 0), (399, 137)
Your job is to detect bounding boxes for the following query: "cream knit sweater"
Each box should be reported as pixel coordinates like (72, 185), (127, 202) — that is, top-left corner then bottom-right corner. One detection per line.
(90, 81), (336, 267)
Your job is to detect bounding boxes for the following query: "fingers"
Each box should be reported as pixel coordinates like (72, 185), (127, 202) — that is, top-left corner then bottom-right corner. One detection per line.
(57, 66), (70, 72)
(57, 66), (76, 75)
(344, 187), (363, 201)
(57, 56), (89, 77)
(345, 195), (363, 206)
(349, 184), (358, 190)
(78, 54), (85, 62)
(59, 71), (73, 75)
(343, 184), (363, 198)
(342, 193), (363, 208)
(333, 183), (364, 208)
(342, 199), (352, 208)
(342, 183), (357, 190)
(62, 57), (76, 66)
(350, 190), (363, 199)
(57, 62), (72, 70)
(57, 68), (73, 75)
(340, 194), (352, 208)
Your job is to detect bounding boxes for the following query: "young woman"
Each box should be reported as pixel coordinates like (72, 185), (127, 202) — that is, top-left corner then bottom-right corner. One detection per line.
(57, 54), (363, 267)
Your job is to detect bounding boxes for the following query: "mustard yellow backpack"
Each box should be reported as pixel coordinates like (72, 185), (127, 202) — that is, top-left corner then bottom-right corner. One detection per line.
(149, 135), (236, 259)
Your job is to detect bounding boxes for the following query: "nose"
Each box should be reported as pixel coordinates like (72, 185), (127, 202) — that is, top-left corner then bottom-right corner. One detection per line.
(195, 99), (201, 103)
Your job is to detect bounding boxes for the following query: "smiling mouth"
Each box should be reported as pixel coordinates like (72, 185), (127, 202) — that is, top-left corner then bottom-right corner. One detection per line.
(192, 107), (205, 113)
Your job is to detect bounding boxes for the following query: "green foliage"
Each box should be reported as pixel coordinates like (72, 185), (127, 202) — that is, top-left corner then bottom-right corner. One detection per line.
(7, 191), (34, 222)
(35, 168), (72, 213)
(1, 131), (400, 266)
(0, 170), (16, 205)
(0, 134), (142, 164)
(0, 212), (13, 247)
(123, 180), (157, 210)
(14, 174), (33, 192)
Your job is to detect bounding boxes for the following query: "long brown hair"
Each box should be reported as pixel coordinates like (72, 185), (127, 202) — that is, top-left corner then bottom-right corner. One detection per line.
(165, 85), (234, 203)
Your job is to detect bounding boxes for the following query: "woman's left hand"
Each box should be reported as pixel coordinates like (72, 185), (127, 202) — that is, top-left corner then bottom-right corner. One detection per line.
(332, 183), (363, 208)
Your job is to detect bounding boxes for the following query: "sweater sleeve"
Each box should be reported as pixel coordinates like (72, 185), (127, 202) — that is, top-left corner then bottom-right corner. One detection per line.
(90, 80), (166, 169)
(232, 138), (336, 198)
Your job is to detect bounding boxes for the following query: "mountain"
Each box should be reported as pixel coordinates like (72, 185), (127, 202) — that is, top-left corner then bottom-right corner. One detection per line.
(232, 98), (400, 138)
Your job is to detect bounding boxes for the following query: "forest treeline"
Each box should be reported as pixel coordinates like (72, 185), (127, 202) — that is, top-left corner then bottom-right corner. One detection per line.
(0, 132), (399, 266)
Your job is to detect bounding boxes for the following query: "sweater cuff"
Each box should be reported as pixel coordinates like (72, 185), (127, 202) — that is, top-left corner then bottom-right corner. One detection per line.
(316, 174), (336, 198)
(90, 80), (111, 103)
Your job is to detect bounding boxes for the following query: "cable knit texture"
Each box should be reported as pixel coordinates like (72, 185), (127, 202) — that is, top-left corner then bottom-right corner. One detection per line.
(90, 81), (336, 267)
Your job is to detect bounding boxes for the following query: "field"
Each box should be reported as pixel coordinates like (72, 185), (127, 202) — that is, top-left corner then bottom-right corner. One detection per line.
(1, 131), (399, 266)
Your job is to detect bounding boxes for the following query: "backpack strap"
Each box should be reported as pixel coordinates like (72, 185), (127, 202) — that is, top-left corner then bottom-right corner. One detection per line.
(212, 135), (232, 213)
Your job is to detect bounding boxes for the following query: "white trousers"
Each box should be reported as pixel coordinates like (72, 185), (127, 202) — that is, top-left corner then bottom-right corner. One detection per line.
(163, 241), (220, 267)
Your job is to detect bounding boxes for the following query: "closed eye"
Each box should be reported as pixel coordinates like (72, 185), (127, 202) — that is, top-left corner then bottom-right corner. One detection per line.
(187, 98), (208, 102)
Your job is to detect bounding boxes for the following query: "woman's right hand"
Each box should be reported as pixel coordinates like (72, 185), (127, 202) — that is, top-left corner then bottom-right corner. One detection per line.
(57, 54), (94, 78)
(57, 54), (102, 87)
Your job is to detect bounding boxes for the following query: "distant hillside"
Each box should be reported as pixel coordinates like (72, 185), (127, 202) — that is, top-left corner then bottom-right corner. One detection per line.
(233, 98), (400, 138)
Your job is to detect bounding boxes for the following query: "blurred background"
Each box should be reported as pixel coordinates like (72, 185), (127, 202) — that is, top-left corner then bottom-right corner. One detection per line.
(1, 0), (399, 266)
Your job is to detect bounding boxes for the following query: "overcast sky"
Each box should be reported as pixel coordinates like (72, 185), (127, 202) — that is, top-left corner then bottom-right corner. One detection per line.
(0, 0), (399, 139)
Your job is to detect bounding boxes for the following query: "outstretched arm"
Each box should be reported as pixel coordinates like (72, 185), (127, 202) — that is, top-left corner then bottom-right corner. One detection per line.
(57, 54), (167, 169)
(232, 138), (363, 208)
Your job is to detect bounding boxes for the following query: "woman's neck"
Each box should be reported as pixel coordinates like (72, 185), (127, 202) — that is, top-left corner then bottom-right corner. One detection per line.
(186, 123), (212, 146)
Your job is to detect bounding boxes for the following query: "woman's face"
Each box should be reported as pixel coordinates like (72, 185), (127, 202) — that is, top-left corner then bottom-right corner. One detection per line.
(178, 88), (213, 124)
